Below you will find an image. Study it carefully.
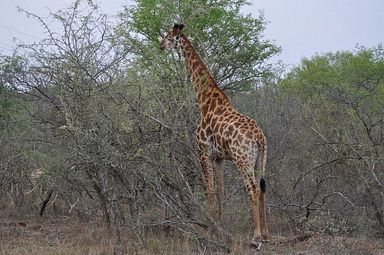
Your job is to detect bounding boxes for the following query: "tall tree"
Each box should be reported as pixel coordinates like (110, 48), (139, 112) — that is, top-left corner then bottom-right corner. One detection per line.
(117, 0), (280, 91)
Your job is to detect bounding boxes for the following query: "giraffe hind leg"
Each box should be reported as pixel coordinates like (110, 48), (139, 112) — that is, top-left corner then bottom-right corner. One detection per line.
(256, 146), (269, 242)
(259, 177), (269, 242)
(238, 169), (262, 245)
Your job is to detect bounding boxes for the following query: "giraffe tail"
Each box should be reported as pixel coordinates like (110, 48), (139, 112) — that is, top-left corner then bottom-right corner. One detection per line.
(257, 142), (267, 194)
(260, 177), (266, 193)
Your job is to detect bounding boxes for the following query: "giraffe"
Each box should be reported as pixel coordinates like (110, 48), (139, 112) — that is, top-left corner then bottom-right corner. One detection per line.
(160, 24), (269, 246)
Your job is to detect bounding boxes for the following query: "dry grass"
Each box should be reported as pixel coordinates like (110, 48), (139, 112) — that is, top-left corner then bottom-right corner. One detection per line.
(1, 216), (383, 255)
(1, 217), (114, 255)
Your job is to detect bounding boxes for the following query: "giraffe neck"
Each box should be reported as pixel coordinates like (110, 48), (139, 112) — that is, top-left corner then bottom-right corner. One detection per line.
(179, 35), (230, 115)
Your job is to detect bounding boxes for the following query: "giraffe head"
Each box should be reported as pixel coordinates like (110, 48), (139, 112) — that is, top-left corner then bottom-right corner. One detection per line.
(159, 24), (184, 50)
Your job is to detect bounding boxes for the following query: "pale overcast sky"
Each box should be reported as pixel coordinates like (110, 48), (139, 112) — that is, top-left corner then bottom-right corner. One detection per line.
(0, 0), (383, 67)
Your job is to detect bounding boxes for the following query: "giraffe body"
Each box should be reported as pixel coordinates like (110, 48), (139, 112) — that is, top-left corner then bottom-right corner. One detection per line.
(160, 24), (269, 245)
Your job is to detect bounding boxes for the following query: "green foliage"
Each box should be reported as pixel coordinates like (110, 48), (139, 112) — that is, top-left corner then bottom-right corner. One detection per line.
(282, 45), (384, 105)
(280, 45), (384, 235)
(0, 55), (26, 132)
(0, 55), (23, 79)
(117, 0), (280, 91)
(282, 46), (384, 142)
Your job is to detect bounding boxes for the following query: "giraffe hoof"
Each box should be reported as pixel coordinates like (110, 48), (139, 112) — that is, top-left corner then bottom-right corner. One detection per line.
(250, 240), (262, 250)
(261, 238), (270, 243)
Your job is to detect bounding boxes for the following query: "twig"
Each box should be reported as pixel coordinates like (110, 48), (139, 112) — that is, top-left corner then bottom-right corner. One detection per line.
(322, 192), (355, 208)
(119, 92), (172, 131)
(69, 198), (80, 214)
(174, 161), (233, 245)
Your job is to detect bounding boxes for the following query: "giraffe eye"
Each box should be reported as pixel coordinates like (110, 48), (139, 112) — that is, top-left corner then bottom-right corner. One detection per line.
(175, 35), (180, 41)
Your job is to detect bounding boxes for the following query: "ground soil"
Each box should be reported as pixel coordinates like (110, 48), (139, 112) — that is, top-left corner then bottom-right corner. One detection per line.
(1, 217), (383, 255)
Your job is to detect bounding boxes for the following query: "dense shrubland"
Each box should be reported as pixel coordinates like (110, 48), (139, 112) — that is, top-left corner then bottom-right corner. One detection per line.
(1, 0), (383, 253)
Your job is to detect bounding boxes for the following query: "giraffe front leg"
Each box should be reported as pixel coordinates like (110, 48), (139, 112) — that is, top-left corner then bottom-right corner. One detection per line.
(213, 158), (224, 220)
(198, 147), (216, 219)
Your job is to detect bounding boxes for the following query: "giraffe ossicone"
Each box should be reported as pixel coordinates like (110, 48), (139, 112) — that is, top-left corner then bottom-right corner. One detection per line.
(160, 24), (270, 245)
